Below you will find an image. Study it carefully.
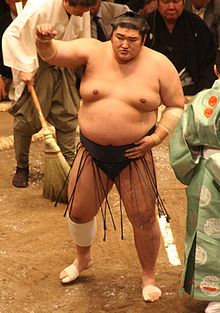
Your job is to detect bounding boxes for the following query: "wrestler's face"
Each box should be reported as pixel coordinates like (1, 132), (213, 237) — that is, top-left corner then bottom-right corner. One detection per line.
(63, 0), (95, 16)
(111, 27), (144, 64)
(158, 0), (184, 24)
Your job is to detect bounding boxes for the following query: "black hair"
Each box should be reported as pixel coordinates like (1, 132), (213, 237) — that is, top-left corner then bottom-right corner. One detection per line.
(0, 0), (10, 18)
(111, 11), (150, 42)
(68, 0), (97, 7)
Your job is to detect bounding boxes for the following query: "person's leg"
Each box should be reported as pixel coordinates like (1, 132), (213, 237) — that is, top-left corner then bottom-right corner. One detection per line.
(60, 147), (113, 283)
(133, 218), (161, 301)
(9, 80), (42, 188)
(115, 152), (161, 302)
(55, 127), (77, 166)
(60, 219), (96, 283)
(14, 131), (32, 168)
(48, 67), (80, 166)
(12, 130), (32, 188)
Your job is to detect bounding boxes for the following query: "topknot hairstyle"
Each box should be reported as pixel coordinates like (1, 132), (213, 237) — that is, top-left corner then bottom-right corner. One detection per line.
(111, 11), (150, 41)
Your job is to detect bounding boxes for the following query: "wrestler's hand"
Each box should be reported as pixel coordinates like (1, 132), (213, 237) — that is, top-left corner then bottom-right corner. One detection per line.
(36, 24), (58, 43)
(124, 136), (156, 159)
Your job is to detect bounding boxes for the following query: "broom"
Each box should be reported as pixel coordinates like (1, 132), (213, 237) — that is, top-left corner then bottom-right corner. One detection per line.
(14, 4), (70, 202)
(30, 85), (70, 203)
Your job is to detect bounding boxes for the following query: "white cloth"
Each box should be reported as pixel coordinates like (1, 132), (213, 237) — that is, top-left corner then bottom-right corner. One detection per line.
(2, 0), (90, 100)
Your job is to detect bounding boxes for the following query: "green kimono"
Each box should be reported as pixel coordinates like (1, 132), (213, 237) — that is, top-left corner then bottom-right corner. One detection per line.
(169, 80), (220, 301)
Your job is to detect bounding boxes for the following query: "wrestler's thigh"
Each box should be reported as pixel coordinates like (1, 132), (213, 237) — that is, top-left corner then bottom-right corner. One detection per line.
(115, 155), (156, 226)
(68, 147), (113, 221)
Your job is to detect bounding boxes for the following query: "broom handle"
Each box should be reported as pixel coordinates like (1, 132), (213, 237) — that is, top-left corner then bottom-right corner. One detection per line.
(30, 85), (48, 129)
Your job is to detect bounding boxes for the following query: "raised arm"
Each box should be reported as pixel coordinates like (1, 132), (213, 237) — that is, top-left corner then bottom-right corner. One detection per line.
(36, 23), (99, 68)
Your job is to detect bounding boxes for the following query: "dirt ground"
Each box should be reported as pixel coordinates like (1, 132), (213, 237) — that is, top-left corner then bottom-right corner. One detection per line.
(0, 110), (209, 313)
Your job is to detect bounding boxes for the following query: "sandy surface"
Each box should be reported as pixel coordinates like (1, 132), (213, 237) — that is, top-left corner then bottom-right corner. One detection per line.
(0, 109), (209, 313)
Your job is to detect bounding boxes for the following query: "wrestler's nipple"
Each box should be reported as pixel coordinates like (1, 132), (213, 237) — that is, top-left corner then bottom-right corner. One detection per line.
(93, 89), (99, 95)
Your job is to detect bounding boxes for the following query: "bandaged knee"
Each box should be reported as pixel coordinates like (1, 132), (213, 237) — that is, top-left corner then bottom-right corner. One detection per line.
(67, 217), (97, 247)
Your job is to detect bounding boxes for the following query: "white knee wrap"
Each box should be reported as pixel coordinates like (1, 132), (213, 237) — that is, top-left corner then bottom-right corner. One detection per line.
(67, 217), (97, 247)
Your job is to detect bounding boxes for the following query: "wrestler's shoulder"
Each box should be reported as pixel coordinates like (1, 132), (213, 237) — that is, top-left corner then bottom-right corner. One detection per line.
(144, 47), (169, 62)
(142, 47), (172, 68)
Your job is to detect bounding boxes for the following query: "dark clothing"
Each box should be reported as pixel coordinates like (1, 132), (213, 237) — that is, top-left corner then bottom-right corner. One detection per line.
(0, 0), (9, 19)
(115, 0), (146, 12)
(80, 126), (156, 180)
(145, 9), (217, 95)
(126, 0), (147, 12)
(80, 132), (134, 180)
(66, 128), (169, 240)
(9, 59), (79, 167)
(185, 0), (220, 49)
(91, 15), (107, 42)
(0, 11), (12, 79)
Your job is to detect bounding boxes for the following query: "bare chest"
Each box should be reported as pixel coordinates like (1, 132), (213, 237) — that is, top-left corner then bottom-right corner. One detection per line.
(80, 64), (160, 111)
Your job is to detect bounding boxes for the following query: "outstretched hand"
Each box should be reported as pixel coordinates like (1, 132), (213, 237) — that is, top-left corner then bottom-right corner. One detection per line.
(36, 24), (58, 42)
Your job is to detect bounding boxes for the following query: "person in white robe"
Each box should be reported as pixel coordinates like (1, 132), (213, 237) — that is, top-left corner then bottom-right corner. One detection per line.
(2, 0), (97, 188)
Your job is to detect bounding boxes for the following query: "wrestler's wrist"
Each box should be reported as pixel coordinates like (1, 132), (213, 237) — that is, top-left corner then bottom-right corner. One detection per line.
(151, 133), (162, 146)
(36, 36), (52, 48)
(36, 39), (58, 61)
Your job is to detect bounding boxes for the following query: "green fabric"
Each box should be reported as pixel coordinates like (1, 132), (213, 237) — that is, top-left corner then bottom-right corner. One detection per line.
(169, 79), (220, 301)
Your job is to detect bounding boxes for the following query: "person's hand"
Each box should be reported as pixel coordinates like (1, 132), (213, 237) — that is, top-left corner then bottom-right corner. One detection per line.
(124, 135), (156, 159)
(36, 24), (58, 43)
(0, 76), (6, 101)
(19, 72), (35, 91)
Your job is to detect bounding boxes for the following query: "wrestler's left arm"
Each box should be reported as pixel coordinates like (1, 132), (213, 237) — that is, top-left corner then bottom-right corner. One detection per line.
(125, 55), (184, 159)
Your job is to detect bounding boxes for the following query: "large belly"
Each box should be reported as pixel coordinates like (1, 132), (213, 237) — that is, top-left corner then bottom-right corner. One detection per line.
(78, 101), (157, 146)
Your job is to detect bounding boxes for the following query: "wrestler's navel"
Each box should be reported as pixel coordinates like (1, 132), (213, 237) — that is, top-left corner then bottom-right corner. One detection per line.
(140, 98), (146, 103)
(93, 89), (99, 95)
